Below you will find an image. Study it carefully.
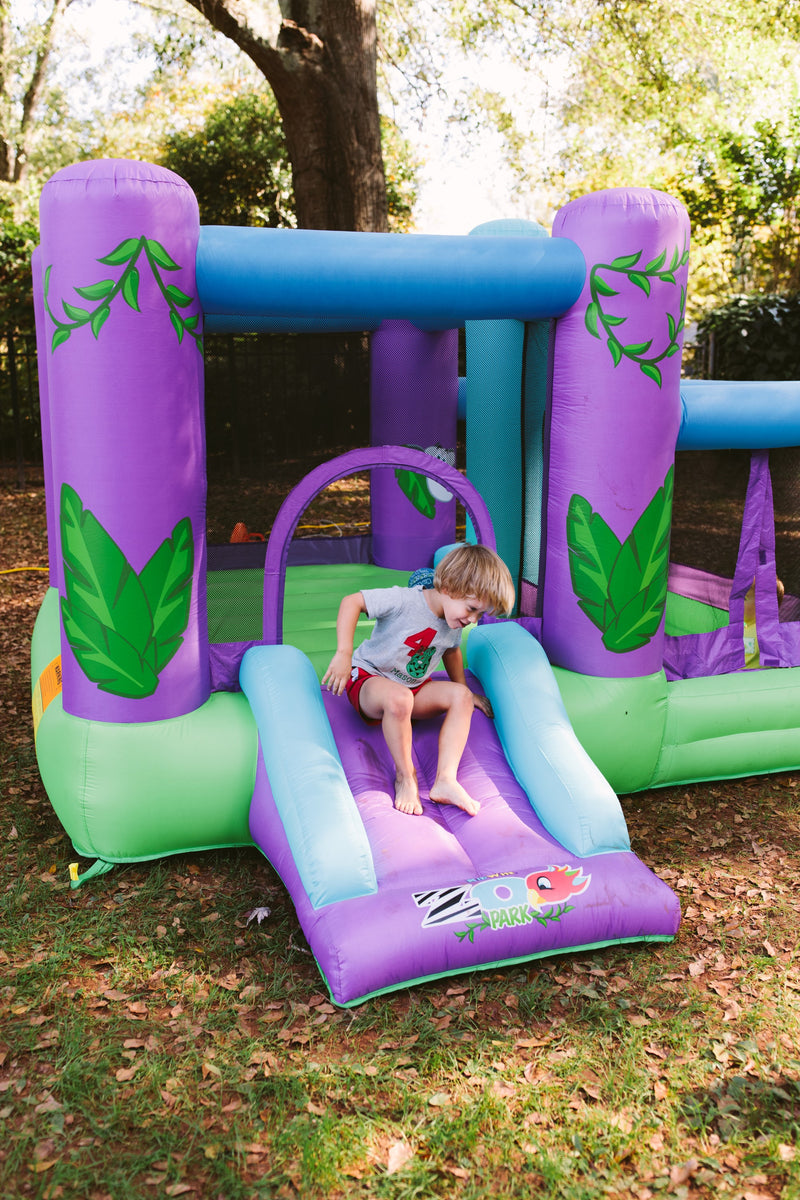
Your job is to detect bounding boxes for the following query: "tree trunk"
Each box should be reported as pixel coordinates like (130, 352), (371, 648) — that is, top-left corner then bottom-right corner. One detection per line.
(181, 1), (388, 231)
(0, 0), (73, 184)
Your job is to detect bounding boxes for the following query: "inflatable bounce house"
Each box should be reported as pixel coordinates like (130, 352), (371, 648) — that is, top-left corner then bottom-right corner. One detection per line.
(31, 158), (800, 1005)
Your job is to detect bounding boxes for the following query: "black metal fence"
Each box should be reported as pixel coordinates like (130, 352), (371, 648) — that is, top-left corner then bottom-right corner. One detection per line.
(203, 332), (370, 477)
(0, 331), (372, 484)
(0, 332), (41, 484)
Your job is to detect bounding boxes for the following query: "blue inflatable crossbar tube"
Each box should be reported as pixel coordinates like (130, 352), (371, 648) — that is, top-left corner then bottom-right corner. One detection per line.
(197, 225), (586, 332)
(678, 379), (800, 449)
(240, 644), (378, 908)
(467, 622), (631, 857)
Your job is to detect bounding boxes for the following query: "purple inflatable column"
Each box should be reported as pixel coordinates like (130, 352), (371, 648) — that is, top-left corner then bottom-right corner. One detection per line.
(31, 248), (57, 585)
(38, 159), (208, 721)
(370, 320), (458, 570)
(541, 189), (689, 677)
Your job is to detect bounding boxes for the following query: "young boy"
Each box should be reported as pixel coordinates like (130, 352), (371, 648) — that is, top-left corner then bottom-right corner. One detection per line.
(322, 544), (515, 817)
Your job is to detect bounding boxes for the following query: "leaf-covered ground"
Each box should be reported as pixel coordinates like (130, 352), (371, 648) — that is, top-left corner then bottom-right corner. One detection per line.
(2, 466), (800, 1199)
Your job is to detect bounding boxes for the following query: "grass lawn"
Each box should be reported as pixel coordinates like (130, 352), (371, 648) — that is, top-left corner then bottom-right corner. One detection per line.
(2, 472), (800, 1200)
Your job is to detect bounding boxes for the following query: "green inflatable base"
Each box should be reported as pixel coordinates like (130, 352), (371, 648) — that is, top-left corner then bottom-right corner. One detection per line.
(31, 564), (800, 877)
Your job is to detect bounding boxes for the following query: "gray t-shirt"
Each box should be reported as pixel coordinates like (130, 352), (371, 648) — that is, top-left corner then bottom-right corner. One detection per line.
(352, 586), (462, 687)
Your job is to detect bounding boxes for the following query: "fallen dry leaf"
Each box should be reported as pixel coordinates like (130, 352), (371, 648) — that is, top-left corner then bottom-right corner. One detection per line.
(386, 1141), (414, 1174)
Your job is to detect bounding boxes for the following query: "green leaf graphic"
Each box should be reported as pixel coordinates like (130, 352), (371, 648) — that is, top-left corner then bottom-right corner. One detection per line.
(62, 301), (90, 322)
(603, 467), (673, 651)
(122, 268), (140, 311)
(60, 602), (159, 698)
(59, 484), (194, 698)
(91, 307), (110, 339)
(566, 495), (621, 631)
(61, 483), (152, 654)
(139, 517), (194, 673)
(644, 250), (667, 272)
(395, 469), (436, 519)
(165, 284), (193, 308)
(585, 301), (601, 339)
(593, 276), (619, 298)
(75, 280), (116, 301)
(147, 239), (180, 271)
(567, 467), (673, 652)
(611, 252), (642, 270)
(170, 310), (185, 343)
(98, 238), (141, 266)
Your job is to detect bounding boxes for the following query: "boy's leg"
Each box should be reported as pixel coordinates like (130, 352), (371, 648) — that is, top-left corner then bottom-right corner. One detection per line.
(358, 676), (422, 815)
(412, 681), (480, 815)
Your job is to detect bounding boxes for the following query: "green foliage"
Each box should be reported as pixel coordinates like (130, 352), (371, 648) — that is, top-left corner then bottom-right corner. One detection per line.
(695, 293), (800, 380)
(432, 0), (800, 311)
(159, 92), (296, 228)
(0, 206), (37, 332)
(157, 91), (417, 233)
(679, 107), (800, 297)
(380, 116), (419, 232)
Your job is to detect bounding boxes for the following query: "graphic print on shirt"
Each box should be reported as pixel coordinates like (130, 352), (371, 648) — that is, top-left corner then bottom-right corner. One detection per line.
(404, 627), (437, 679)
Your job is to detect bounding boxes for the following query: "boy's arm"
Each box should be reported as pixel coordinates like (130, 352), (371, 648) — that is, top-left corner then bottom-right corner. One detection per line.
(442, 646), (494, 718)
(322, 592), (367, 695)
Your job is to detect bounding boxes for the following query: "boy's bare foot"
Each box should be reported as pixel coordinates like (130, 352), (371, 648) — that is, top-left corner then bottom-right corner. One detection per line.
(429, 778), (480, 816)
(394, 775), (423, 815)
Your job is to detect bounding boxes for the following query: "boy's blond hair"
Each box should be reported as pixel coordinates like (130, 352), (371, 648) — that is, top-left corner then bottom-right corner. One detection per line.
(433, 544), (515, 617)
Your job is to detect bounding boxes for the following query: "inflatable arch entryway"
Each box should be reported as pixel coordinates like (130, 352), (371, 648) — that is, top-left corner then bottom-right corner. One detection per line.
(30, 159), (800, 1004)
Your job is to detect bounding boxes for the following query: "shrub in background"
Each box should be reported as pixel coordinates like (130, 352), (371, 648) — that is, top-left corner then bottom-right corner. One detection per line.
(695, 293), (800, 380)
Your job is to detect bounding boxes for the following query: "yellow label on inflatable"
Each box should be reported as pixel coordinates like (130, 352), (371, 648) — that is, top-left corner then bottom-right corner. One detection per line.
(32, 655), (62, 741)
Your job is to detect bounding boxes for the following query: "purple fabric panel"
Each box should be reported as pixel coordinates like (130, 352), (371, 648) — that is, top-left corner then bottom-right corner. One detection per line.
(665, 451), (800, 679)
(667, 562), (733, 610)
(249, 678), (679, 1005)
(519, 578), (538, 617)
(370, 321), (458, 569)
(210, 641), (257, 691)
(542, 189), (688, 678)
(262, 445), (496, 646)
(31, 248), (57, 586)
(481, 613), (542, 641)
(38, 160), (208, 721)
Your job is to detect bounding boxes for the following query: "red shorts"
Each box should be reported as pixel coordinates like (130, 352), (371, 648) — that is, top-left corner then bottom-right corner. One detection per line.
(345, 667), (431, 725)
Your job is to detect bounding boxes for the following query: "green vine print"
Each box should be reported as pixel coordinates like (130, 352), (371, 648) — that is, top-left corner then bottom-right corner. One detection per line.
(60, 483), (194, 699)
(455, 916), (491, 944)
(44, 236), (202, 353)
(585, 242), (689, 387)
(533, 903), (575, 928)
(567, 466), (673, 653)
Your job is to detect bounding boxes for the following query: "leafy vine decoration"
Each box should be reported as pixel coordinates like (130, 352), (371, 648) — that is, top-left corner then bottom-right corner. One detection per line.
(44, 236), (202, 353)
(533, 903), (575, 928)
(455, 916), (491, 944)
(585, 242), (690, 387)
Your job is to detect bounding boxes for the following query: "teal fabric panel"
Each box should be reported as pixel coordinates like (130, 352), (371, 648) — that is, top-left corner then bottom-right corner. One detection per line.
(240, 643), (378, 906)
(468, 621), (631, 856)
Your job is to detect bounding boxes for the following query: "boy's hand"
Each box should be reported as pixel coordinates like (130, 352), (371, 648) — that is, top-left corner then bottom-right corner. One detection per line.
(322, 651), (352, 696)
(472, 692), (494, 719)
